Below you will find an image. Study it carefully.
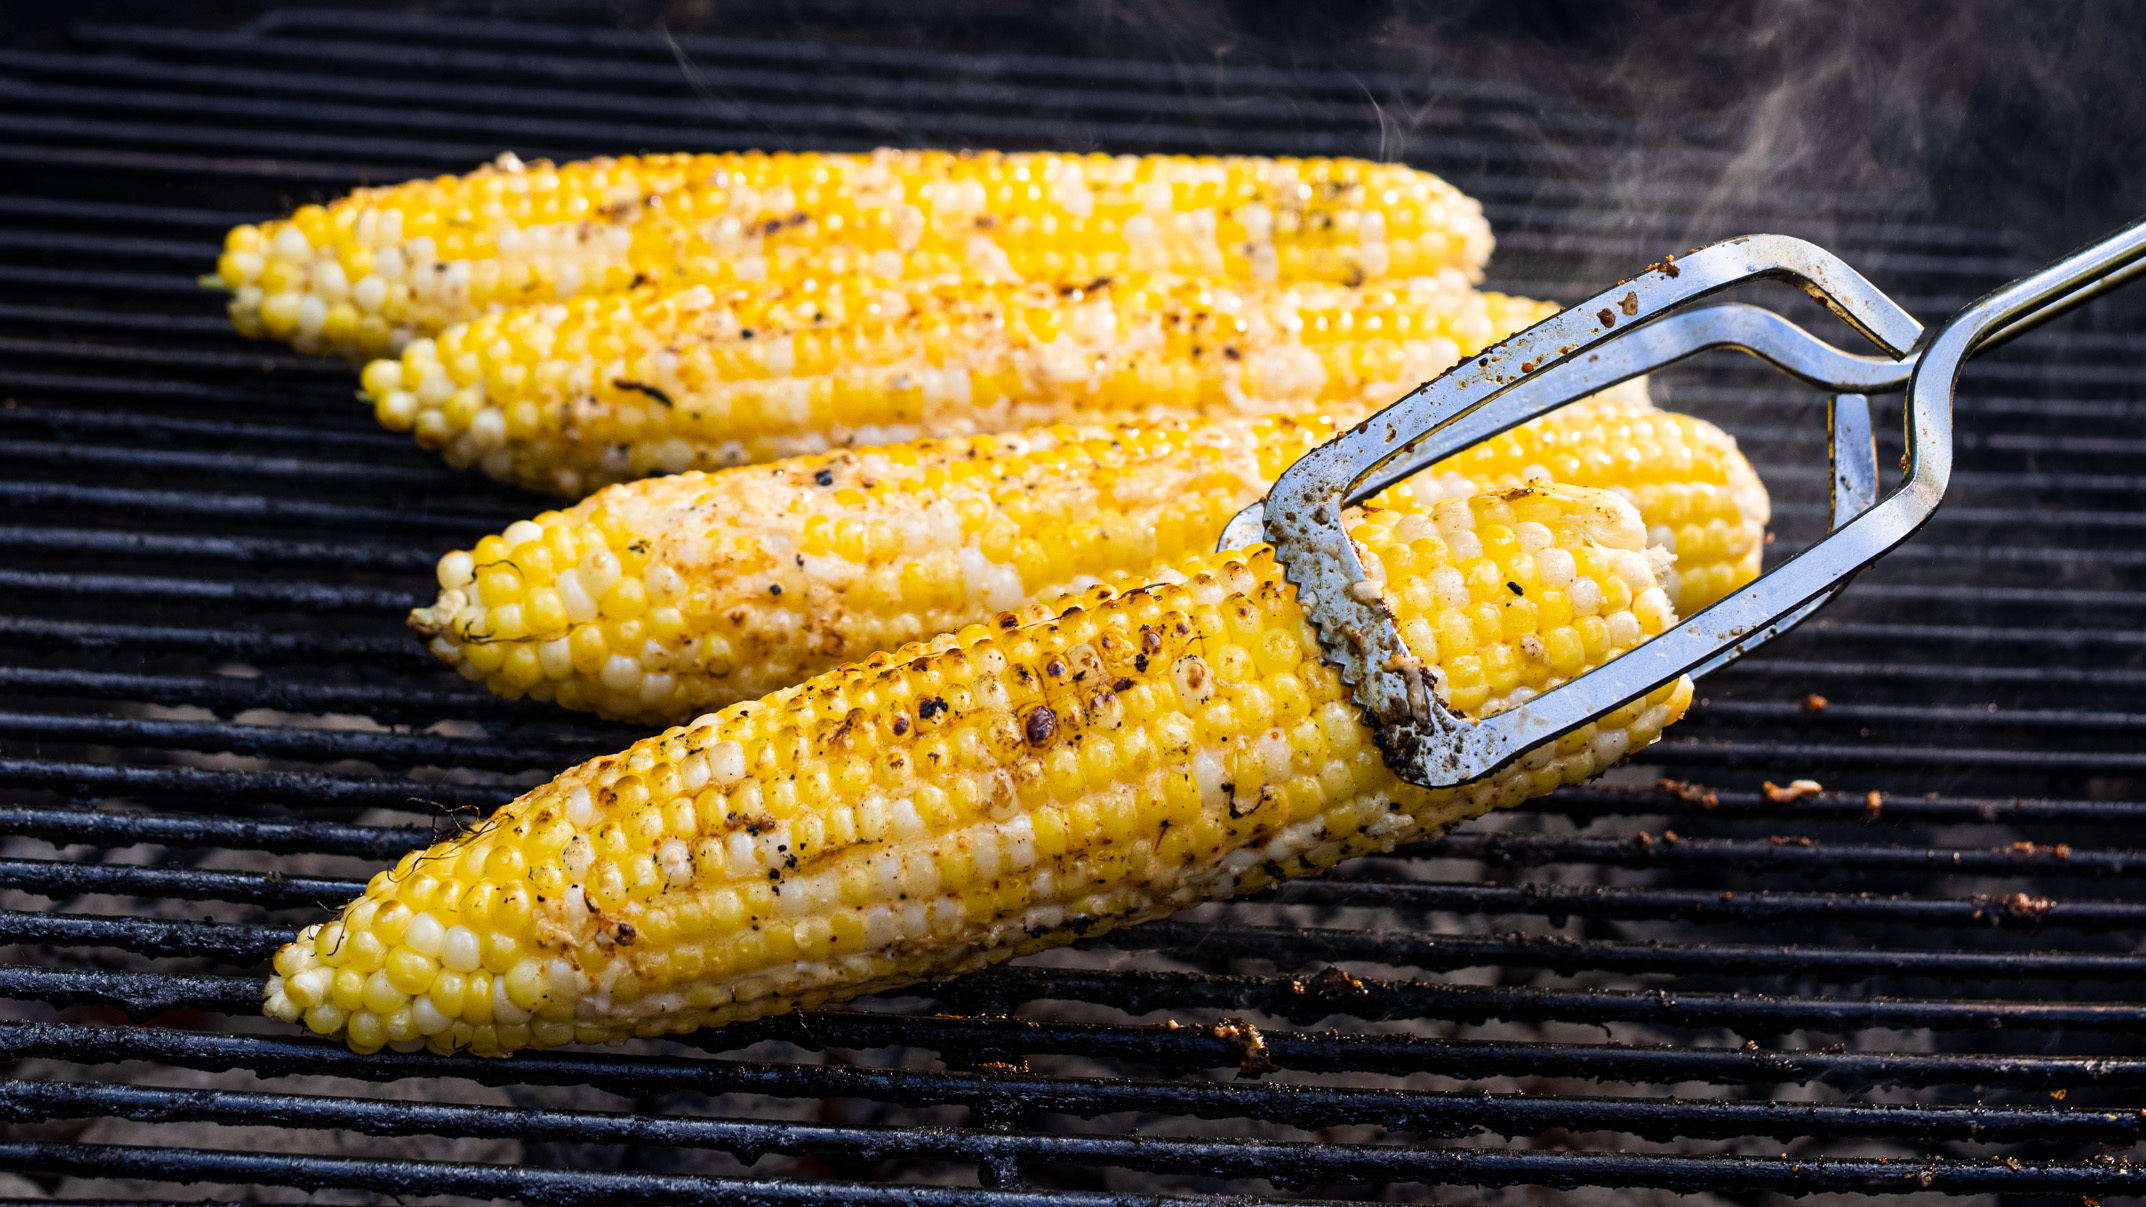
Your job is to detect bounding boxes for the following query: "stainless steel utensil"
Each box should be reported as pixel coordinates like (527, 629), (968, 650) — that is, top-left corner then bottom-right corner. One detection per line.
(1233, 218), (2146, 789)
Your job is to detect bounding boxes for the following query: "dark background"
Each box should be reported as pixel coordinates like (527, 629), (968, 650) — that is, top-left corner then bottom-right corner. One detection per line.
(11, 0), (2145, 258)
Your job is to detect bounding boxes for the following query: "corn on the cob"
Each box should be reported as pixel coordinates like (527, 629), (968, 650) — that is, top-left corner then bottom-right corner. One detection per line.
(267, 482), (1692, 1056)
(409, 387), (1760, 726)
(358, 273), (1555, 497)
(217, 150), (1494, 359)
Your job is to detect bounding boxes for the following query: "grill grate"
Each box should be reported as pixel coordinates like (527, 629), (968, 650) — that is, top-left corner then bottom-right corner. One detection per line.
(1, 8), (2143, 1203)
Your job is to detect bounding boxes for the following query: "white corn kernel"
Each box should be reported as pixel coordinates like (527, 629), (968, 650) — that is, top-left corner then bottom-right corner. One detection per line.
(538, 638), (573, 680)
(468, 407), (507, 450)
(436, 551), (475, 591)
(601, 655), (643, 692)
(412, 998), (453, 1036)
(707, 740), (747, 786)
(378, 390), (419, 429)
(556, 570), (597, 622)
(564, 785), (598, 828)
(416, 368), (455, 406)
(441, 927), (482, 973)
(1535, 547), (1576, 589)
(313, 259), (349, 303)
(1611, 549), (1654, 592)
(403, 912), (444, 957)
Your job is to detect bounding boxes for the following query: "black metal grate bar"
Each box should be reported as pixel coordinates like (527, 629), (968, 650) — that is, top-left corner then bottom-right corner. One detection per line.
(0, 758), (514, 811)
(15, 960), (2146, 1036)
(0, 1142), (1259, 1207)
(0, 479), (515, 529)
(0, 711), (590, 765)
(0, 803), (428, 859)
(18, 901), (2146, 984)
(7, 1016), (2142, 1095)
(8, 1077), (2143, 1175)
(0, 402), (416, 449)
(0, 526), (442, 570)
(5, 1137), (2145, 1201)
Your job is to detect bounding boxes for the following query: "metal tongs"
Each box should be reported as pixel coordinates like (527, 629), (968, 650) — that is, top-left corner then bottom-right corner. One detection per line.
(1222, 217), (2146, 789)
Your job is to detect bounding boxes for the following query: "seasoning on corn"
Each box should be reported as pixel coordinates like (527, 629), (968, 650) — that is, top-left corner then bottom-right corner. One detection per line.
(267, 481), (1692, 1056)
(410, 386), (1760, 726)
(218, 149), (1495, 359)
(359, 273), (1554, 497)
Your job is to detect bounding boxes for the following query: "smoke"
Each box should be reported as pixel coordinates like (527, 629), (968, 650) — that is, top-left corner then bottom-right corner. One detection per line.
(54, 0), (2130, 257)
(1617, 0), (2146, 252)
(1062, 0), (2146, 256)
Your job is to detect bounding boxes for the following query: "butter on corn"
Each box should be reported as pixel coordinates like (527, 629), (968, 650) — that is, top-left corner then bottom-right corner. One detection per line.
(410, 387), (1762, 726)
(217, 149), (1494, 359)
(359, 273), (1554, 497)
(268, 482), (1693, 1056)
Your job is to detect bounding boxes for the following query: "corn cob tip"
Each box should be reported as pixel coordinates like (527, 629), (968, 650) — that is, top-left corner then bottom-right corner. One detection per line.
(280, 480), (1689, 1056)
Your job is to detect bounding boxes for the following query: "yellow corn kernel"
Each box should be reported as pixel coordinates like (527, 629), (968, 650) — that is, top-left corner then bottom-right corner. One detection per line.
(270, 482), (1692, 1055)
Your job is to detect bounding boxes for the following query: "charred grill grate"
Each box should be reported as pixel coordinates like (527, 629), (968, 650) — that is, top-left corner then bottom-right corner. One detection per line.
(0, 8), (2143, 1204)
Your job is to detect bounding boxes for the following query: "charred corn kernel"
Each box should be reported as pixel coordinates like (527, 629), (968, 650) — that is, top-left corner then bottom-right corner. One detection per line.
(362, 274), (1551, 497)
(412, 387), (1763, 724)
(221, 149), (1491, 360)
(272, 482), (1691, 1054)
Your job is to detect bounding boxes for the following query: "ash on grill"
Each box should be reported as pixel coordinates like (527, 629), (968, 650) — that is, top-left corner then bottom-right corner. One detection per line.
(0, 8), (2143, 1205)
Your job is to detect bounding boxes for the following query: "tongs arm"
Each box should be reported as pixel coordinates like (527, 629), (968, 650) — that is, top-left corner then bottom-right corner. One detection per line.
(1259, 219), (2146, 790)
(1217, 301), (1912, 550)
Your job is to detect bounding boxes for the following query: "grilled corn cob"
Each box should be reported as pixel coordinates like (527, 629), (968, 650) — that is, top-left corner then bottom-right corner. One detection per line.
(267, 482), (1692, 1056)
(218, 150), (1494, 359)
(358, 273), (1554, 496)
(409, 388), (1761, 726)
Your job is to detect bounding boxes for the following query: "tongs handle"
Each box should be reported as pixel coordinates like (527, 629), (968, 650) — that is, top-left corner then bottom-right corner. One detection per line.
(1639, 214), (2146, 712)
(1971, 243), (2146, 357)
(1641, 221), (2146, 706)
